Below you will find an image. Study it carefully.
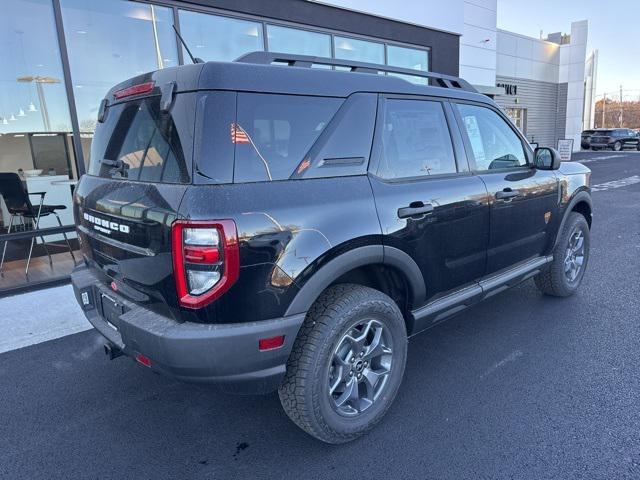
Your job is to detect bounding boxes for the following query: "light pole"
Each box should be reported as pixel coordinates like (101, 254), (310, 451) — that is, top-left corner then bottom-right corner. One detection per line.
(16, 75), (61, 131)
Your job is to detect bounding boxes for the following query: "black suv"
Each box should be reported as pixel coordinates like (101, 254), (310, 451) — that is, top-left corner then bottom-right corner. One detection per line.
(588, 128), (640, 151)
(71, 53), (593, 444)
(581, 129), (595, 150)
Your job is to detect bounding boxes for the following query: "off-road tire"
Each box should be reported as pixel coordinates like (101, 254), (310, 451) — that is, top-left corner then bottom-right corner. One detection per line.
(278, 284), (407, 444)
(535, 212), (590, 297)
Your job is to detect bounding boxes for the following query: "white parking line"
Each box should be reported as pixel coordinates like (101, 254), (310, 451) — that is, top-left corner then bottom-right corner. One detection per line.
(570, 152), (640, 164)
(591, 175), (640, 192)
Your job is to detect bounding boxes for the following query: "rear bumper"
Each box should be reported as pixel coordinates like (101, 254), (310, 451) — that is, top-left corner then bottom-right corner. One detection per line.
(71, 265), (305, 394)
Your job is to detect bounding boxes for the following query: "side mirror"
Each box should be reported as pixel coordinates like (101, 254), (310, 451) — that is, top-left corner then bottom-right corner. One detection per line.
(534, 147), (561, 170)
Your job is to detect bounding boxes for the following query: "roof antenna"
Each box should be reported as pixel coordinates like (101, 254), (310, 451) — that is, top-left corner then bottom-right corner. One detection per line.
(172, 25), (203, 64)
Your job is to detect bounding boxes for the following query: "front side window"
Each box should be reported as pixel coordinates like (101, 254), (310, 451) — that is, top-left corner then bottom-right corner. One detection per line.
(234, 94), (342, 182)
(456, 104), (527, 170)
(377, 99), (457, 180)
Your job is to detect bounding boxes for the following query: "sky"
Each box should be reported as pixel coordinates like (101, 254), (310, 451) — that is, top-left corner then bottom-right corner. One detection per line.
(497, 0), (640, 98)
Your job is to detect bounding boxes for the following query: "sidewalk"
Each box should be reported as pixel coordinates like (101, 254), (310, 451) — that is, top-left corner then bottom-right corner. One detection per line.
(0, 284), (91, 354)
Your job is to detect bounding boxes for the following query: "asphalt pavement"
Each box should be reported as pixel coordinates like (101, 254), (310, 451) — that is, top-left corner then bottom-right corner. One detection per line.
(1, 151), (639, 480)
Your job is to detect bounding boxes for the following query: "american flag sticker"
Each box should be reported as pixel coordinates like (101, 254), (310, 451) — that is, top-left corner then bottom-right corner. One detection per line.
(230, 122), (250, 144)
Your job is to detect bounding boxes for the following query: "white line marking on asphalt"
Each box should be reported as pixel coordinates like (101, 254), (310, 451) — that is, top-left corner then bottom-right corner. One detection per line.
(570, 152), (640, 164)
(591, 175), (640, 192)
(480, 350), (523, 379)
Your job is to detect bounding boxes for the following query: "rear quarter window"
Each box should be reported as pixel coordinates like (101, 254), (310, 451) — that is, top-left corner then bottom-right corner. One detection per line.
(233, 93), (343, 182)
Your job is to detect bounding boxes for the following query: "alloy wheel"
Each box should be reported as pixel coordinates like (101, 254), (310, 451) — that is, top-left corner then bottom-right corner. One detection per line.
(328, 319), (393, 417)
(564, 227), (585, 283)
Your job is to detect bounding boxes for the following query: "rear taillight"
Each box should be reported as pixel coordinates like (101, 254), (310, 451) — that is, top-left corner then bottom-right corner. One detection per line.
(171, 220), (239, 309)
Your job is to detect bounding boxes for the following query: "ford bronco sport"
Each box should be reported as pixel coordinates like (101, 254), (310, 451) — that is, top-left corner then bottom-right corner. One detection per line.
(71, 52), (592, 444)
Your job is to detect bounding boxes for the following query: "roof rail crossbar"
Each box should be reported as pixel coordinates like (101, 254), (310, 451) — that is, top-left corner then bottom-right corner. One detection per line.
(234, 52), (477, 93)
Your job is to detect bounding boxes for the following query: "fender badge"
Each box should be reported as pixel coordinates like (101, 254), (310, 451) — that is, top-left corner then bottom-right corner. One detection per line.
(544, 211), (551, 224)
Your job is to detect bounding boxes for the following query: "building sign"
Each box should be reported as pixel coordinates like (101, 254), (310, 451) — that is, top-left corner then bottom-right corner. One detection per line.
(557, 139), (574, 162)
(497, 82), (518, 96)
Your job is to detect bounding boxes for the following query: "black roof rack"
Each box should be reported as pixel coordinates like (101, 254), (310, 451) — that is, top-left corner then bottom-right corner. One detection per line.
(235, 52), (477, 93)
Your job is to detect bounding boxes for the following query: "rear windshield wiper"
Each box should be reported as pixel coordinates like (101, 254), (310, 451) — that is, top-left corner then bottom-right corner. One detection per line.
(101, 158), (129, 177)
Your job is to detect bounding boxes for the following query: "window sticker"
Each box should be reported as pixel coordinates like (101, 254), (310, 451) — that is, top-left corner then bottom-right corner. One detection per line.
(464, 115), (486, 165)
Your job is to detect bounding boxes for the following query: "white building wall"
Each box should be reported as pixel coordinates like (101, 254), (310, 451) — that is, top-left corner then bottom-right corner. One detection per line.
(497, 21), (589, 151)
(459, 0), (497, 88)
(562, 20), (588, 149)
(583, 49), (599, 130)
(496, 30), (560, 83)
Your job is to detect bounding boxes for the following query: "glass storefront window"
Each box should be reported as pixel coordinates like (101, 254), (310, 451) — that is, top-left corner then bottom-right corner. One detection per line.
(267, 25), (331, 57)
(387, 45), (429, 85)
(1, 0), (79, 292)
(60, 0), (178, 169)
(0, 0), (72, 137)
(334, 36), (384, 64)
(179, 10), (264, 63)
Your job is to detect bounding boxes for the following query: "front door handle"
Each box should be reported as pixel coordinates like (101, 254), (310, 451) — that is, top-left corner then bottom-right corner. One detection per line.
(495, 188), (520, 200)
(398, 202), (434, 219)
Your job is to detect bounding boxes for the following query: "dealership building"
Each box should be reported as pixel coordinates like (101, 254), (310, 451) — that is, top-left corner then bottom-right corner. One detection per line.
(0, 0), (597, 294)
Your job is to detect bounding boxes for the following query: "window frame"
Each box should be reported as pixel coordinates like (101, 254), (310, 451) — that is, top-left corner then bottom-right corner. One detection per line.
(451, 100), (534, 174)
(368, 94), (470, 183)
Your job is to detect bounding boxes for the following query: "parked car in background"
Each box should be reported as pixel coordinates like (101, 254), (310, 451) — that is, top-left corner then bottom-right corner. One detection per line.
(581, 129), (595, 150)
(588, 128), (640, 151)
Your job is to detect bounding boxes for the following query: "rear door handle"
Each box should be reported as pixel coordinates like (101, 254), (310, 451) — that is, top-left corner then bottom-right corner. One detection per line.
(398, 202), (434, 219)
(495, 188), (520, 200)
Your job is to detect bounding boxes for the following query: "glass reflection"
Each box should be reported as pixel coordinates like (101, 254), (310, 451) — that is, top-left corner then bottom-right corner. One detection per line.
(387, 44), (429, 85)
(60, 0), (177, 169)
(334, 36), (384, 64)
(267, 25), (330, 57)
(0, 0), (71, 135)
(179, 10), (264, 62)
(0, 0), (79, 291)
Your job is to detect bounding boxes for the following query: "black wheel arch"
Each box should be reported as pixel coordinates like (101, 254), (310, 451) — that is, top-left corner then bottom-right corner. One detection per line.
(284, 245), (426, 317)
(555, 189), (592, 247)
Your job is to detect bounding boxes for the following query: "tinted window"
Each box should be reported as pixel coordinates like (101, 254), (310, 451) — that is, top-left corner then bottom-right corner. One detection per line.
(234, 94), (342, 182)
(194, 91), (236, 184)
(456, 104), (527, 170)
(377, 99), (456, 179)
(292, 93), (377, 179)
(89, 96), (191, 183)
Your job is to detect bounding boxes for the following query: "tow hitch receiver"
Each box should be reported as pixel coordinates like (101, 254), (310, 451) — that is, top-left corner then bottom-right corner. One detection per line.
(104, 343), (123, 360)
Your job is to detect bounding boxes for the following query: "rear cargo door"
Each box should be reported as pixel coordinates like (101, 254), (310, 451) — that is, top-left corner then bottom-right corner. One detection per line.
(74, 91), (196, 313)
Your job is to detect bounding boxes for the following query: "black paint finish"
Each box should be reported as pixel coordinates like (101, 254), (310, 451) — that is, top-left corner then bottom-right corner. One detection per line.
(72, 58), (592, 390)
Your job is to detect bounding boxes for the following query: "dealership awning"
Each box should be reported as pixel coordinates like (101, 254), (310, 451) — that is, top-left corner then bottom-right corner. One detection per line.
(473, 84), (505, 96)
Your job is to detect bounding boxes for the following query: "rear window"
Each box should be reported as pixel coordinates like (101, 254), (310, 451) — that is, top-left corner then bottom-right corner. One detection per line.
(88, 95), (193, 183)
(233, 93), (342, 182)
